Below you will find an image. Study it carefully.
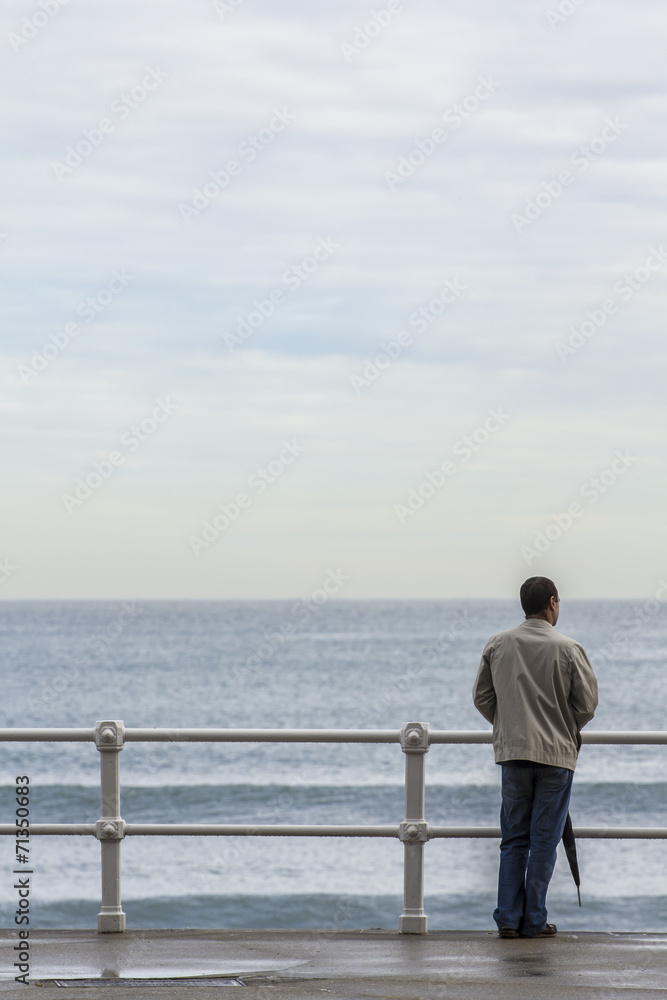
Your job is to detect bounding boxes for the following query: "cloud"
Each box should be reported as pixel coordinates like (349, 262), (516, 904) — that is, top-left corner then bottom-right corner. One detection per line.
(2, 0), (666, 596)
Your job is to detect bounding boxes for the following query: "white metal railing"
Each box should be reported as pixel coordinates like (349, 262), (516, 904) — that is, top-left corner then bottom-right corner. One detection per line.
(1, 722), (665, 933)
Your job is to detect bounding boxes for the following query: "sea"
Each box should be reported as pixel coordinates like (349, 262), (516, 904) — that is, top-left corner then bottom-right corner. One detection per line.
(0, 599), (665, 932)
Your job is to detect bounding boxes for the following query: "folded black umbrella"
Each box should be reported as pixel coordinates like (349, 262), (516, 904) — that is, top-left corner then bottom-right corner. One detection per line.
(562, 812), (582, 906)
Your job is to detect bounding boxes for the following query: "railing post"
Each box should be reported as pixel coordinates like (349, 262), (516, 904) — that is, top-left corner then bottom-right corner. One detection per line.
(95, 720), (126, 933)
(398, 721), (430, 934)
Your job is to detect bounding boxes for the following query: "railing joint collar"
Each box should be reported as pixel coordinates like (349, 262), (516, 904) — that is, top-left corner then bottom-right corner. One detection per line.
(399, 821), (429, 843)
(95, 720), (125, 750)
(400, 722), (430, 752)
(95, 819), (126, 840)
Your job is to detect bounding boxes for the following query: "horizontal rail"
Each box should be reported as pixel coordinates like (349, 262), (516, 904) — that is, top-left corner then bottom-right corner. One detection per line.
(568, 827), (667, 839)
(429, 731), (667, 745)
(0, 729), (95, 742)
(124, 728), (402, 743)
(1, 728), (666, 744)
(428, 826), (667, 840)
(429, 731), (492, 743)
(0, 824), (95, 835)
(125, 824), (399, 837)
(2, 823), (665, 840)
(580, 731), (667, 745)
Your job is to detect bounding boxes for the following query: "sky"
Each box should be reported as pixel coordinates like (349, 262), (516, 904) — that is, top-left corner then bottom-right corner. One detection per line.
(2, 0), (666, 600)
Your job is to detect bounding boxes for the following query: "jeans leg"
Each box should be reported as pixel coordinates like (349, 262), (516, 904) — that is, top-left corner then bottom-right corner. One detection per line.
(494, 766), (533, 930)
(519, 766), (574, 936)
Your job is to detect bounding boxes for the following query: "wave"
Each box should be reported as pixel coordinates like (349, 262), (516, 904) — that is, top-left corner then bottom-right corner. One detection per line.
(3, 892), (666, 933)
(1, 781), (665, 826)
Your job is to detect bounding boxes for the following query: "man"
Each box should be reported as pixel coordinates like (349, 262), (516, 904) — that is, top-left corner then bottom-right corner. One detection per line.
(473, 576), (598, 939)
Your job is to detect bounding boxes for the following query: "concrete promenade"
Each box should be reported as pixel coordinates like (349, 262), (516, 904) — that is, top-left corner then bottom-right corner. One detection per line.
(1, 929), (665, 999)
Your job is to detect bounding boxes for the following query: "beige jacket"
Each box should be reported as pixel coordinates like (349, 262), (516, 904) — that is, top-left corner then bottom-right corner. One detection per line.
(473, 618), (598, 770)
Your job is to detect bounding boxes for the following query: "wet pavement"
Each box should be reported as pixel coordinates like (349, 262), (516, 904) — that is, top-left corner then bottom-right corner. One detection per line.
(0, 928), (665, 999)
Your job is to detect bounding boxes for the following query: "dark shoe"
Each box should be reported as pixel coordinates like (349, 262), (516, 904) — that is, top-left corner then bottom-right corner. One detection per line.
(520, 923), (557, 938)
(498, 927), (519, 938)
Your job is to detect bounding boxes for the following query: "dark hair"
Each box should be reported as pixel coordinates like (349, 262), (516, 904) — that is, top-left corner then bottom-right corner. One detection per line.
(520, 577), (559, 616)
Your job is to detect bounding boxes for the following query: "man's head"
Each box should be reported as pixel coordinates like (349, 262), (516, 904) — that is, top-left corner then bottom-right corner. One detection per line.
(520, 576), (560, 625)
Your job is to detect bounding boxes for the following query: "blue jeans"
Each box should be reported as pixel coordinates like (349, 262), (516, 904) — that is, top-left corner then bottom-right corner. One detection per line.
(494, 764), (573, 936)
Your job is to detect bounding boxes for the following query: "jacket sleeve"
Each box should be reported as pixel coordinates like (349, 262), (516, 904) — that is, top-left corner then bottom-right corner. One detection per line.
(569, 643), (599, 729)
(472, 641), (497, 724)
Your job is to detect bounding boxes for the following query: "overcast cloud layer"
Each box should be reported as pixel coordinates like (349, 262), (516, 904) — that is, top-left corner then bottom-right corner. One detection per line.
(2, 0), (666, 599)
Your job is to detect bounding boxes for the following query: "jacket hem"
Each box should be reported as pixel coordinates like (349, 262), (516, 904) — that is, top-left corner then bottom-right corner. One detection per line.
(493, 749), (578, 771)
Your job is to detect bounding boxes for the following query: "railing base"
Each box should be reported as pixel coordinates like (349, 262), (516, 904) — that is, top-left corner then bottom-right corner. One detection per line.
(97, 909), (126, 933)
(399, 910), (428, 934)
